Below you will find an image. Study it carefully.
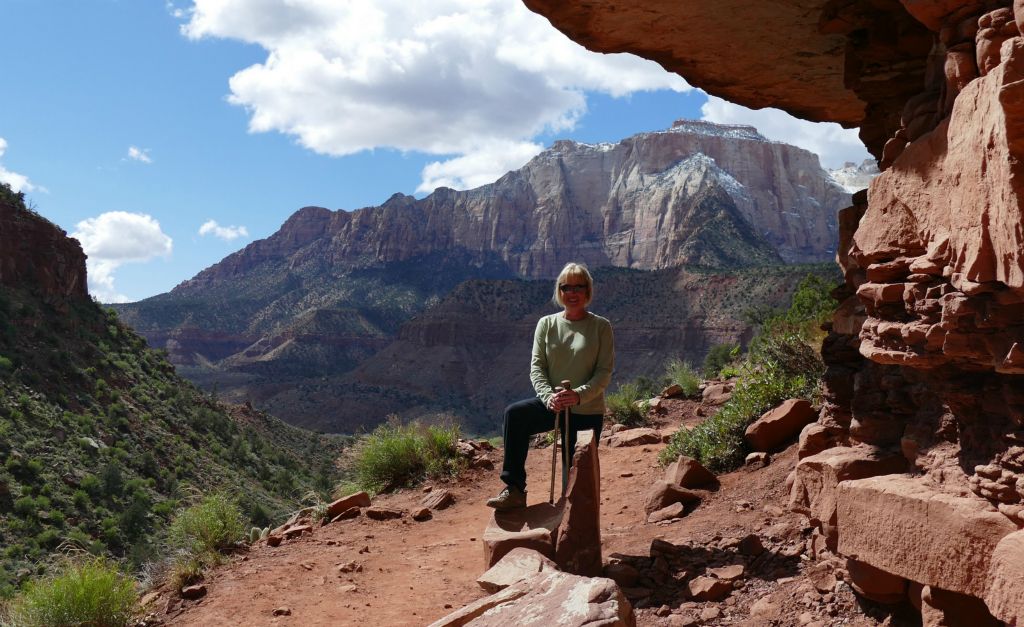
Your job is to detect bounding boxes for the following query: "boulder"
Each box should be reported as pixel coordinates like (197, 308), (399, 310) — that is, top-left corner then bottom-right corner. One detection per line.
(180, 584), (206, 600)
(661, 383), (684, 398)
(643, 481), (702, 516)
(422, 488), (455, 510)
(707, 564), (744, 581)
(797, 423), (839, 459)
(687, 576), (731, 601)
(744, 399), (817, 451)
(476, 547), (557, 593)
(836, 475), (1017, 598)
(326, 491), (371, 519)
(701, 383), (733, 406)
(745, 452), (769, 467)
(664, 455), (717, 488)
(412, 507), (432, 521)
(605, 428), (661, 448)
(428, 571), (634, 627)
(483, 504), (560, 568)
(983, 530), (1024, 625)
(845, 559), (907, 604)
(554, 430), (603, 576)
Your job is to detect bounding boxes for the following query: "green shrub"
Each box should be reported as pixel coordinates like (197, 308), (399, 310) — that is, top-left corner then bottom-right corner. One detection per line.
(663, 358), (700, 397)
(0, 355), (13, 371)
(702, 344), (740, 379)
(4, 556), (137, 627)
(348, 419), (466, 494)
(660, 360), (816, 471)
(606, 381), (650, 427)
(166, 493), (245, 558)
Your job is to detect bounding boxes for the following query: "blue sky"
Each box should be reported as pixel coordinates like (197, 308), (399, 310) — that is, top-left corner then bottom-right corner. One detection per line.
(0, 0), (869, 303)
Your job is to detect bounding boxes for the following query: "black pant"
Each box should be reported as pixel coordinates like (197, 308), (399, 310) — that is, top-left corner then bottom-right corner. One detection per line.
(500, 397), (603, 493)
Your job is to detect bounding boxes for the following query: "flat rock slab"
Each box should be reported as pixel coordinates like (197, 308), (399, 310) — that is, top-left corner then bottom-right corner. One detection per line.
(483, 503), (561, 568)
(326, 491), (371, 519)
(789, 445), (906, 527)
(837, 475), (1017, 598)
(605, 428), (661, 448)
(365, 506), (404, 520)
(476, 547), (557, 593)
(429, 571), (634, 627)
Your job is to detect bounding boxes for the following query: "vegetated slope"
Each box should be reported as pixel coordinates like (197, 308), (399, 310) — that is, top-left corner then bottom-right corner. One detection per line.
(258, 263), (840, 435)
(0, 190), (346, 598)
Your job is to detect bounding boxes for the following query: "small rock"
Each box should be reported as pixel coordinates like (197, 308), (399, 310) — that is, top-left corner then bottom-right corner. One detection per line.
(325, 491), (371, 519)
(180, 584), (206, 600)
(688, 576), (732, 601)
(283, 525), (311, 539)
(669, 616), (697, 627)
(272, 607), (291, 616)
(421, 488), (455, 510)
(365, 506), (404, 520)
(329, 507), (361, 523)
(762, 504), (785, 517)
(412, 507), (432, 521)
(337, 561), (362, 573)
(700, 606), (722, 621)
(266, 535), (282, 547)
(299, 562), (314, 571)
(140, 591), (160, 607)
(738, 534), (764, 556)
(422, 485), (433, 493)
(751, 596), (777, 617)
(745, 452), (769, 467)
(655, 604), (671, 617)
(619, 471), (633, 477)
(647, 502), (685, 523)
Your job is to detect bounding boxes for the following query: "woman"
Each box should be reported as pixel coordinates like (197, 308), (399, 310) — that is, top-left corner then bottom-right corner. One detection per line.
(486, 262), (614, 510)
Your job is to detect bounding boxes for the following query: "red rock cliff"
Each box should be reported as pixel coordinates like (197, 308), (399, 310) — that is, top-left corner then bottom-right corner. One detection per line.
(524, 0), (1024, 622)
(0, 199), (88, 300)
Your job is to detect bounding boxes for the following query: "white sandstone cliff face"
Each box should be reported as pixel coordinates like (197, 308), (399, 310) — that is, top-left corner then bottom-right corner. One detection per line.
(181, 120), (848, 290)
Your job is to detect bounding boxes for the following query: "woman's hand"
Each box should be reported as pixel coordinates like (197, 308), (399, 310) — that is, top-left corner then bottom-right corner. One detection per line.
(547, 388), (580, 412)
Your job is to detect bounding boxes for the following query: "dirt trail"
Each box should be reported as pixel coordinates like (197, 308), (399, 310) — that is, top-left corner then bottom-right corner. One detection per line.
(157, 402), (918, 627)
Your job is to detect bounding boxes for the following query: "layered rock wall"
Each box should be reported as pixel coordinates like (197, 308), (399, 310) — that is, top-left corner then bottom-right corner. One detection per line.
(0, 200), (88, 300)
(179, 121), (847, 292)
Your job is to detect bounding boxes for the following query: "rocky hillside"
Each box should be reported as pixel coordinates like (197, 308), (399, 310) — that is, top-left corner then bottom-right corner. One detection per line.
(0, 188), (346, 597)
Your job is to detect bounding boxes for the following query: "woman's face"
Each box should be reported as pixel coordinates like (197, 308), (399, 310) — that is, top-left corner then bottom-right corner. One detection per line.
(559, 276), (589, 310)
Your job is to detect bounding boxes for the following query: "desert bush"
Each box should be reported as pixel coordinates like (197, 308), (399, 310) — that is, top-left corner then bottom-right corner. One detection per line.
(663, 358), (700, 397)
(166, 493), (245, 559)
(347, 419), (466, 494)
(606, 381), (650, 427)
(4, 556), (137, 627)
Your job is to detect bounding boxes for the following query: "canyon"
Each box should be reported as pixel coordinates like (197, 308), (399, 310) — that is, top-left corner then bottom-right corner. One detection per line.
(115, 121), (849, 433)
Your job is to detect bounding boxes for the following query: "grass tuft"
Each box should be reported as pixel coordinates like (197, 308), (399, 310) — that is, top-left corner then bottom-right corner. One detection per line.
(346, 418), (467, 494)
(4, 555), (137, 627)
(662, 358), (701, 397)
(606, 381), (651, 427)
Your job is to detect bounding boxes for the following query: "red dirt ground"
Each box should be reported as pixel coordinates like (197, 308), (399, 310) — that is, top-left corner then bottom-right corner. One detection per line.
(152, 399), (921, 626)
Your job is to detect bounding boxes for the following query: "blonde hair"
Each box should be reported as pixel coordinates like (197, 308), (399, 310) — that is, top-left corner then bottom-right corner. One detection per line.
(552, 262), (594, 307)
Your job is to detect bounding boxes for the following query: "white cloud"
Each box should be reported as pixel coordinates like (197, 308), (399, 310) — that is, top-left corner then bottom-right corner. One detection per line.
(198, 219), (249, 241)
(700, 96), (872, 170)
(181, 0), (689, 191)
(127, 146), (153, 164)
(418, 140), (543, 192)
(71, 212), (173, 303)
(0, 137), (37, 193)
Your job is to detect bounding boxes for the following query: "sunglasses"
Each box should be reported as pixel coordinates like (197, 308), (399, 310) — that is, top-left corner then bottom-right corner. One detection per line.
(559, 284), (588, 293)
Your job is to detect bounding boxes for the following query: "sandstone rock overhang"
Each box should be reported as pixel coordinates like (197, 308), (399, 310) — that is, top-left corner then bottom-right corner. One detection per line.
(523, 0), (863, 124)
(523, 0), (933, 156)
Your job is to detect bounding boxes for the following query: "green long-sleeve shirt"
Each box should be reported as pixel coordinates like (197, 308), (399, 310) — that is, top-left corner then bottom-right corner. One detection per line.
(530, 312), (614, 415)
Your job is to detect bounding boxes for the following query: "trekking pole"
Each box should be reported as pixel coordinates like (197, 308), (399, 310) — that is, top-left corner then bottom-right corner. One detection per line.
(548, 383), (564, 504)
(548, 380), (571, 504)
(560, 379), (571, 498)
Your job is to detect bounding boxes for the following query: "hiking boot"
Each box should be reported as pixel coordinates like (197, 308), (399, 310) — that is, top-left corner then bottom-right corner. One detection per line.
(486, 485), (526, 510)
